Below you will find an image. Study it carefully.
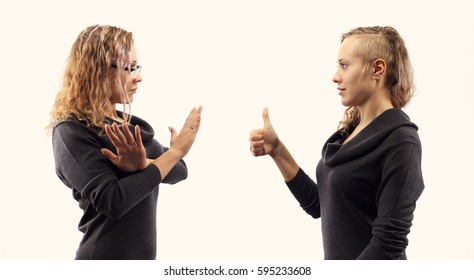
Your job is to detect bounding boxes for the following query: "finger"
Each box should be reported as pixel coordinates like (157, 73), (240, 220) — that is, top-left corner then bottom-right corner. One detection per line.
(135, 125), (144, 148)
(101, 148), (118, 164)
(250, 145), (265, 157)
(250, 140), (265, 155)
(196, 105), (203, 114)
(184, 106), (198, 130)
(180, 108), (193, 131)
(251, 139), (265, 147)
(262, 107), (271, 128)
(249, 129), (263, 141)
(191, 105), (202, 131)
(104, 124), (121, 147)
(184, 106), (196, 127)
(112, 123), (127, 143)
(122, 123), (136, 145)
(184, 105), (203, 130)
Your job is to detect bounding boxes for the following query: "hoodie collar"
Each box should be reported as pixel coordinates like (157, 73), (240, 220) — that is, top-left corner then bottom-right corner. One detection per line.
(109, 111), (155, 143)
(323, 108), (418, 167)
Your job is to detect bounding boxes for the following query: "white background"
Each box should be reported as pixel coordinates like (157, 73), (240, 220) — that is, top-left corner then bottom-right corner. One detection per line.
(1, 0), (473, 260)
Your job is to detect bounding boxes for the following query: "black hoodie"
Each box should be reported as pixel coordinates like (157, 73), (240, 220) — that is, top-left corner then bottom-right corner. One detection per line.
(286, 108), (424, 259)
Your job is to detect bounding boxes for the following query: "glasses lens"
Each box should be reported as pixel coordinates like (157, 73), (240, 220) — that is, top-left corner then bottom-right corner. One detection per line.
(132, 66), (141, 78)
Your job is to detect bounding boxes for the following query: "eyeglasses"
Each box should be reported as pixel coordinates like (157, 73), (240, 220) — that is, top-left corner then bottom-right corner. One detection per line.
(111, 64), (142, 78)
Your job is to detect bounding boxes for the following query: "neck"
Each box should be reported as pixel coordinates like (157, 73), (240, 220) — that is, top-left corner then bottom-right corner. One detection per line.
(105, 103), (119, 121)
(357, 89), (394, 127)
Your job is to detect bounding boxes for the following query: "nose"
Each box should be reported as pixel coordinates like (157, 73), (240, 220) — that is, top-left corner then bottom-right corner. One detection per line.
(134, 73), (143, 83)
(332, 69), (341, 84)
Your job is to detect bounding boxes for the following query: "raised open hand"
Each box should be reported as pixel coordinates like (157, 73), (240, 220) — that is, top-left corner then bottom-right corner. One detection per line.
(249, 107), (280, 157)
(168, 106), (203, 159)
(101, 122), (148, 172)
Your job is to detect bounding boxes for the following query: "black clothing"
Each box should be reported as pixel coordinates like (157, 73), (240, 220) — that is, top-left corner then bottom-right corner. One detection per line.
(52, 112), (187, 259)
(286, 109), (424, 259)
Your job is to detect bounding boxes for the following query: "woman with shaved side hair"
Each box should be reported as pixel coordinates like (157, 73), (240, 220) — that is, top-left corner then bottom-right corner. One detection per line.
(250, 26), (424, 259)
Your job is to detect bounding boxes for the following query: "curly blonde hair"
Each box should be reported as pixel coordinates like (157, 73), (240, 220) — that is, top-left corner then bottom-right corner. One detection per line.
(338, 26), (415, 133)
(49, 24), (134, 132)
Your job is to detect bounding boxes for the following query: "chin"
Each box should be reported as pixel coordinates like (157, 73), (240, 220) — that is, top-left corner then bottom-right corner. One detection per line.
(340, 98), (351, 107)
(340, 96), (358, 107)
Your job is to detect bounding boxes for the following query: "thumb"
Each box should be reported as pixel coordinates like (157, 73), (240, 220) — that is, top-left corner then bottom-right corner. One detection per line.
(168, 126), (178, 141)
(262, 107), (271, 127)
(101, 148), (118, 164)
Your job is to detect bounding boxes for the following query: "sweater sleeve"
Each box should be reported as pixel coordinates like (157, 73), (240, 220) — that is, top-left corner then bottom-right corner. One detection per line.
(161, 147), (188, 184)
(285, 168), (321, 219)
(357, 140), (424, 260)
(53, 121), (162, 220)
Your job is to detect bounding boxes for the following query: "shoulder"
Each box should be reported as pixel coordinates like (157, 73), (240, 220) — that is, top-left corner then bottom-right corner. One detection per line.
(378, 109), (421, 145)
(389, 125), (419, 141)
(382, 126), (422, 160)
(52, 118), (101, 143)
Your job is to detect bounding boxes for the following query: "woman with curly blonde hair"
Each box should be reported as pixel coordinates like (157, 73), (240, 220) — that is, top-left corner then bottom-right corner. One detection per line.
(249, 26), (424, 259)
(50, 24), (202, 259)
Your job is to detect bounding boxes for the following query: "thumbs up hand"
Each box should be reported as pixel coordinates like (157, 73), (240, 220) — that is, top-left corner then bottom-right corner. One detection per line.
(249, 108), (280, 157)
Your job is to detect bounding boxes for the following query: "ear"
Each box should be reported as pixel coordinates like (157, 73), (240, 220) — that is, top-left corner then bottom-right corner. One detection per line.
(372, 59), (386, 80)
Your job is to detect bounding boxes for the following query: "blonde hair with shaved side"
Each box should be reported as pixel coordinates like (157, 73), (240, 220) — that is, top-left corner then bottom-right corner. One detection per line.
(338, 26), (414, 133)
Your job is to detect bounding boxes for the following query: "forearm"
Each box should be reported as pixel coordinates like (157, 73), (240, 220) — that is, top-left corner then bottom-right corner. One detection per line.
(150, 149), (183, 180)
(90, 165), (162, 220)
(285, 168), (321, 218)
(357, 218), (411, 260)
(270, 141), (300, 182)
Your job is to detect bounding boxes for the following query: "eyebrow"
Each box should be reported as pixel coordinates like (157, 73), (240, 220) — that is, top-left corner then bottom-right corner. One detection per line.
(337, 59), (351, 64)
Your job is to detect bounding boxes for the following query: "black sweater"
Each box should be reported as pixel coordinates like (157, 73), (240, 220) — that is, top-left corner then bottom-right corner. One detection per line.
(52, 112), (187, 259)
(286, 109), (424, 259)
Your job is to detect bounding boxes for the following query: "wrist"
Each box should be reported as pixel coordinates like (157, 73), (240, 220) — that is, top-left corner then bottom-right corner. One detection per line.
(166, 148), (183, 161)
(137, 158), (152, 171)
(269, 138), (282, 158)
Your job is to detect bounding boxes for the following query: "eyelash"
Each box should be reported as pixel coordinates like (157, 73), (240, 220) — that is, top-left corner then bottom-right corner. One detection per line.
(111, 64), (138, 71)
(338, 63), (348, 70)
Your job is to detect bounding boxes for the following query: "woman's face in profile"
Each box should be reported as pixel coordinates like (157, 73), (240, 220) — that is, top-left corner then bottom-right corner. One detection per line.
(110, 44), (142, 105)
(332, 36), (375, 107)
